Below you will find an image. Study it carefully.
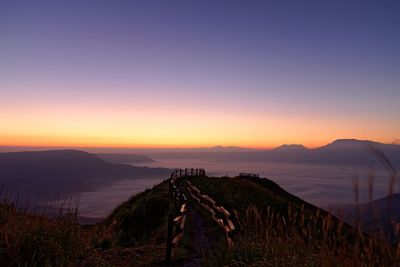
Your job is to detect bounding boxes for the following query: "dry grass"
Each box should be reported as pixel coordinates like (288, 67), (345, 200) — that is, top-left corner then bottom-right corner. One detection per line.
(231, 204), (398, 266)
(0, 201), (95, 266)
(231, 146), (400, 266)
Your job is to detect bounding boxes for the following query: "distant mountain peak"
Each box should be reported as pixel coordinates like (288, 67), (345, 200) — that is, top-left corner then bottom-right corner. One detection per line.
(319, 139), (383, 151)
(209, 146), (252, 152)
(273, 144), (308, 151)
(212, 145), (244, 149)
(331, 139), (370, 144)
(313, 139), (400, 152)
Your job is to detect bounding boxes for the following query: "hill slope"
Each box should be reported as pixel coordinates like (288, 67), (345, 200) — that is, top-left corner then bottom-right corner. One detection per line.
(338, 193), (400, 243)
(95, 153), (155, 164)
(0, 150), (170, 200)
(1, 171), (398, 266)
(97, 173), (398, 266)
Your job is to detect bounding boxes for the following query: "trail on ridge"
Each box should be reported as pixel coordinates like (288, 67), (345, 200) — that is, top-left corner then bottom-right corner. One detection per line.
(183, 203), (215, 267)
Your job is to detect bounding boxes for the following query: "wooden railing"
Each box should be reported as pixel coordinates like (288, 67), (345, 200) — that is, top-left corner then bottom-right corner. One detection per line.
(165, 168), (238, 264)
(170, 168), (206, 180)
(239, 172), (260, 178)
(166, 176), (186, 263)
(165, 168), (205, 264)
(185, 180), (237, 249)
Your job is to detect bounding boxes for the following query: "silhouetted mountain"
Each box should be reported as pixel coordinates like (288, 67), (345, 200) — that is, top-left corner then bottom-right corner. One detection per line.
(337, 193), (400, 243)
(321, 139), (373, 150)
(95, 153), (155, 164)
(308, 139), (400, 167)
(272, 144), (308, 152)
(247, 143), (309, 162)
(204, 139), (400, 168)
(0, 150), (171, 200)
(210, 146), (252, 152)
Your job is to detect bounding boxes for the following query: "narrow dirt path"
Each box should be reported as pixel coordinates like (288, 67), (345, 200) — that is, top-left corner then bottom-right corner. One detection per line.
(183, 204), (214, 267)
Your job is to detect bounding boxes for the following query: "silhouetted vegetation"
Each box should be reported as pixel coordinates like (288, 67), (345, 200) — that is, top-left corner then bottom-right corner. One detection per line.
(187, 175), (399, 266)
(0, 201), (99, 266)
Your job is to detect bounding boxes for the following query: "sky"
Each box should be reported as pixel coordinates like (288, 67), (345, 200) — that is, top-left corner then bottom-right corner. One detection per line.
(1, 0), (399, 149)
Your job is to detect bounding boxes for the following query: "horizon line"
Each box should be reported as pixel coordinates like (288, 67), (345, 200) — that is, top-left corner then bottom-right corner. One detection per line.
(0, 138), (397, 152)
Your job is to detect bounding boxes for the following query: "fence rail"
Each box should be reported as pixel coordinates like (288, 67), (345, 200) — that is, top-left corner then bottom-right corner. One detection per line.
(165, 168), (239, 264)
(185, 180), (237, 249)
(171, 168), (206, 180)
(166, 177), (186, 262)
(165, 168), (205, 264)
(239, 172), (260, 178)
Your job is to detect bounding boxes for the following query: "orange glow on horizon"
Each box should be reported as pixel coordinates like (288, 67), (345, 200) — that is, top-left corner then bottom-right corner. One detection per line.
(0, 134), (397, 151)
(1, 94), (398, 150)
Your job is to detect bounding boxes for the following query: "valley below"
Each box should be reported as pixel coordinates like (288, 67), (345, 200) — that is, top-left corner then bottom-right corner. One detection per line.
(50, 157), (397, 224)
(2, 139), (399, 224)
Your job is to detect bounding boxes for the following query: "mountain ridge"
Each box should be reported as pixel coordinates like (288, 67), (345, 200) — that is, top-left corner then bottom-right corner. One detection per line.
(0, 150), (171, 201)
(197, 139), (400, 168)
(273, 144), (309, 151)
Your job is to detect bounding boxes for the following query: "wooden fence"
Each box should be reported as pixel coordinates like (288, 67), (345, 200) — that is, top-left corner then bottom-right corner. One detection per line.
(185, 180), (237, 249)
(170, 168), (206, 181)
(165, 168), (205, 264)
(165, 168), (238, 264)
(239, 172), (260, 178)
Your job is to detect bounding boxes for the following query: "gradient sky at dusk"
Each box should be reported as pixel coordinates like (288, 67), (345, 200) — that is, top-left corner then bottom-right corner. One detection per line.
(1, 0), (399, 148)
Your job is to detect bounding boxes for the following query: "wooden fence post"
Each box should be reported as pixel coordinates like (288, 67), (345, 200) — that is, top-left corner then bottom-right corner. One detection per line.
(165, 213), (173, 265)
(169, 180), (173, 200)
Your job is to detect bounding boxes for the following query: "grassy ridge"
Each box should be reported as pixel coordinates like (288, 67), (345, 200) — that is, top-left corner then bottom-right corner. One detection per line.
(187, 175), (399, 266)
(102, 180), (170, 246)
(0, 203), (97, 266)
(0, 181), (172, 266)
(1, 175), (399, 266)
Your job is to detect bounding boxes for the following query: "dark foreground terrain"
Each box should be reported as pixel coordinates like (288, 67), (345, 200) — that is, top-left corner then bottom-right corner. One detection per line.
(1, 170), (399, 266)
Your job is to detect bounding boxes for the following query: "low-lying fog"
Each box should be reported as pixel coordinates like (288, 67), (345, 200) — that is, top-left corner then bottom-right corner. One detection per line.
(58, 155), (397, 221)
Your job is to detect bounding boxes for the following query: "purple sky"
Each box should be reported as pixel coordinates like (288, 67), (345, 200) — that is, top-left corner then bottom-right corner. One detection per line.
(1, 0), (399, 148)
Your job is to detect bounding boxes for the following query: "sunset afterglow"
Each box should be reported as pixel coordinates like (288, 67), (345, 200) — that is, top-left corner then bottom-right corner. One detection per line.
(1, 1), (399, 149)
